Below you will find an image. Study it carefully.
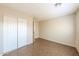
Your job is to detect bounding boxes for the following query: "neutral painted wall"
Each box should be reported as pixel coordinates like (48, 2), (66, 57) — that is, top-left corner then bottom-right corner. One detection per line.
(34, 19), (39, 39)
(39, 14), (75, 47)
(76, 9), (79, 52)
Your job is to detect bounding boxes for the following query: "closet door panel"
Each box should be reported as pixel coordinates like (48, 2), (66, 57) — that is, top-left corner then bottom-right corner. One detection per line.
(27, 18), (33, 45)
(18, 17), (27, 48)
(0, 14), (3, 54)
(3, 15), (17, 53)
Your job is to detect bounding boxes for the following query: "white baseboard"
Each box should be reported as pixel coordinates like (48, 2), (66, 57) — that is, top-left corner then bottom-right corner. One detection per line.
(40, 37), (75, 48)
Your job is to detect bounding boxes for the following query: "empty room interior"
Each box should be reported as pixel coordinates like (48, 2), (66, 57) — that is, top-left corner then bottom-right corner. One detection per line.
(1, 3), (79, 56)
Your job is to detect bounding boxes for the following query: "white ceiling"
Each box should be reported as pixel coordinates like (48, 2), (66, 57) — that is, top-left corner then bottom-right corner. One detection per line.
(1, 3), (79, 21)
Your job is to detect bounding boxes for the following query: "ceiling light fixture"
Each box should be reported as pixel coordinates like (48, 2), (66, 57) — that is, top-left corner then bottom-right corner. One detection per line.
(54, 3), (62, 7)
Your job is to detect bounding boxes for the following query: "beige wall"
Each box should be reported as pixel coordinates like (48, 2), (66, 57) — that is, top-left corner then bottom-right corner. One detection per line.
(34, 19), (39, 39)
(76, 9), (79, 52)
(39, 14), (75, 47)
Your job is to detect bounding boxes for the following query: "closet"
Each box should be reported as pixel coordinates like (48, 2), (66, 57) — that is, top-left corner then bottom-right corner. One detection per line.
(2, 14), (30, 53)
(0, 6), (33, 55)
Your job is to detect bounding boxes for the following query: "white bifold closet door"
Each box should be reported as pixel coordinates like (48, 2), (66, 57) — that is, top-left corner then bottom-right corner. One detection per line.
(3, 15), (17, 53)
(0, 13), (3, 54)
(3, 15), (27, 53)
(18, 17), (27, 48)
